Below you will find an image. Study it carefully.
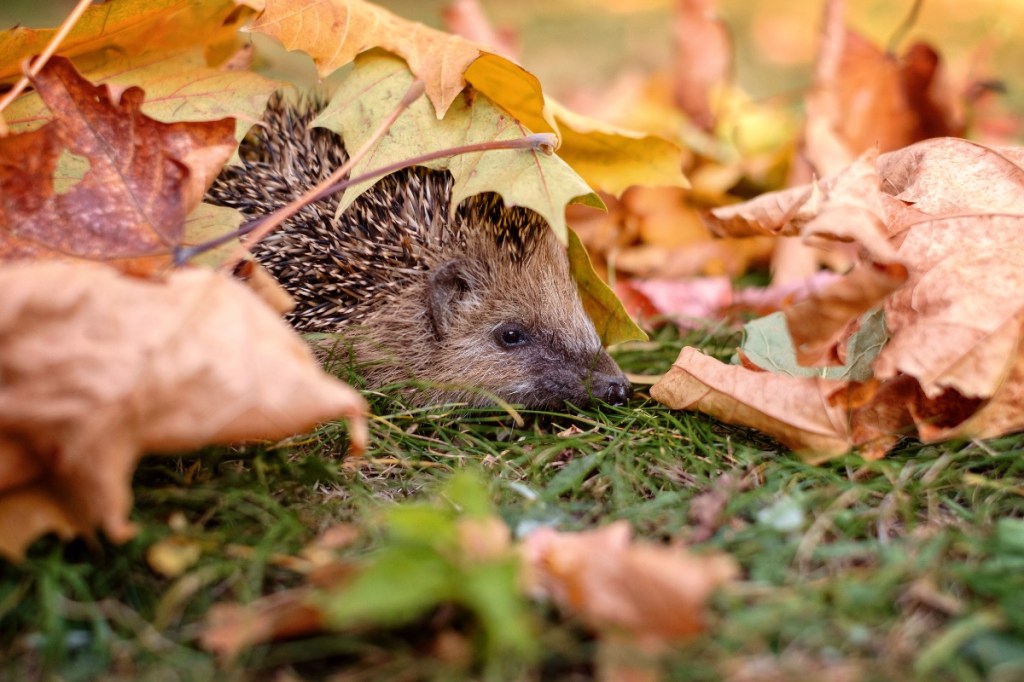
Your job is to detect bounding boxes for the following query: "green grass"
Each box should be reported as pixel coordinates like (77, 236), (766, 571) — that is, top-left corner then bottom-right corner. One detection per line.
(4, 327), (1024, 681)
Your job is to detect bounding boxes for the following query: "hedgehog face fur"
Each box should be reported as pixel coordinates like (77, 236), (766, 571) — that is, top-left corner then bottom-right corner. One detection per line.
(207, 95), (630, 408)
(356, 211), (629, 407)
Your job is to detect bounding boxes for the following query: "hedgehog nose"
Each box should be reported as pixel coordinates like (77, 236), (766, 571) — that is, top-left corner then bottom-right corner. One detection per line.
(600, 375), (631, 405)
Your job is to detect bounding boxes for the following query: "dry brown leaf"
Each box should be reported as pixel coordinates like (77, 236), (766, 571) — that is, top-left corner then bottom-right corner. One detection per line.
(785, 261), (907, 368)
(658, 135), (1024, 459)
(521, 521), (737, 646)
(871, 140), (1024, 408)
(250, 0), (482, 116)
(921, 330), (1024, 442)
(874, 214), (1024, 400)
(0, 262), (367, 561)
(878, 138), (1024, 218)
(651, 347), (853, 456)
(777, 0), (965, 283)
(707, 150), (892, 253)
(202, 588), (326, 660)
(801, 2), (963, 177)
(0, 57), (235, 273)
(672, 0), (731, 132)
(705, 183), (818, 239)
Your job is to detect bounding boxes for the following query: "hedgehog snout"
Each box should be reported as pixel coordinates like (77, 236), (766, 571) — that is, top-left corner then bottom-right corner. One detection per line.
(601, 374), (631, 405)
(583, 349), (631, 405)
(588, 367), (631, 405)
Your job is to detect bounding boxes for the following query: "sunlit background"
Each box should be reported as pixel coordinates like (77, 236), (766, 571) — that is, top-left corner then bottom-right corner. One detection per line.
(4, 0), (1023, 128)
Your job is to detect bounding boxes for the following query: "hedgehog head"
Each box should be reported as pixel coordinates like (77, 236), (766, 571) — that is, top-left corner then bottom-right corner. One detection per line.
(355, 200), (630, 408)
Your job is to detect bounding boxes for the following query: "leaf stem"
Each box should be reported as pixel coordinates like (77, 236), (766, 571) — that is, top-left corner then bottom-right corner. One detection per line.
(887, 0), (924, 55)
(175, 119), (556, 266)
(215, 79), (427, 273)
(0, 0), (93, 136)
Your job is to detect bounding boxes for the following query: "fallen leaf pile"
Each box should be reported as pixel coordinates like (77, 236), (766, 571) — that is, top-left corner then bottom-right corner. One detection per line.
(4, 0), (1024, 676)
(200, 474), (736, 677)
(654, 139), (1024, 460)
(558, 0), (1008, 330)
(0, 55), (368, 560)
(0, 0), (680, 558)
(497, 0), (1023, 460)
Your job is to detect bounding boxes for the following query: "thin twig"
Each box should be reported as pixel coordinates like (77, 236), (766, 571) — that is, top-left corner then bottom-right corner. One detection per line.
(177, 109), (557, 267)
(176, 132), (555, 266)
(217, 79), (426, 272)
(0, 0), (94, 136)
(887, 0), (925, 55)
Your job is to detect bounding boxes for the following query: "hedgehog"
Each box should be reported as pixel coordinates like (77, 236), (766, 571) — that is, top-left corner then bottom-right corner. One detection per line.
(206, 96), (630, 408)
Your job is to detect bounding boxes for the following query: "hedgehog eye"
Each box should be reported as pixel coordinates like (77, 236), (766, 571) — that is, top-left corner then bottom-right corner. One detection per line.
(494, 323), (530, 349)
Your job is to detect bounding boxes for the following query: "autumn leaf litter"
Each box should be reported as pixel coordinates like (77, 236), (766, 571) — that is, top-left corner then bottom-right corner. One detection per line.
(4, 0), (1024, 680)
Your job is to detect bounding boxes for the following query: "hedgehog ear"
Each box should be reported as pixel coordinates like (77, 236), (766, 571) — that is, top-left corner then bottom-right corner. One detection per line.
(428, 258), (475, 338)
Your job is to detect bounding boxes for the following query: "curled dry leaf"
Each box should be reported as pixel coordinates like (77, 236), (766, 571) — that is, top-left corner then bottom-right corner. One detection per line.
(656, 137), (1024, 459)
(521, 521), (737, 646)
(0, 262), (367, 561)
(785, 261), (907, 368)
(651, 347), (853, 457)
(780, 1), (965, 283)
(707, 149), (894, 260)
(0, 57), (235, 274)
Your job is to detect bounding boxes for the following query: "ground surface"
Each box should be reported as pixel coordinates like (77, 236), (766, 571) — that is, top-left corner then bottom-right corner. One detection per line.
(3, 328), (1024, 681)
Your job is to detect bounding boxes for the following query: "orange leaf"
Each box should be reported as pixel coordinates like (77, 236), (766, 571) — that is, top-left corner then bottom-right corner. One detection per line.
(0, 261), (367, 561)
(202, 589), (326, 661)
(521, 521), (736, 646)
(0, 57), (235, 273)
(651, 347), (853, 457)
(250, 0), (482, 117)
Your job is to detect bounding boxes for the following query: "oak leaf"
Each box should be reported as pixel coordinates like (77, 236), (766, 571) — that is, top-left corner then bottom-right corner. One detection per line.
(0, 57), (235, 273)
(0, 261), (367, 561)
